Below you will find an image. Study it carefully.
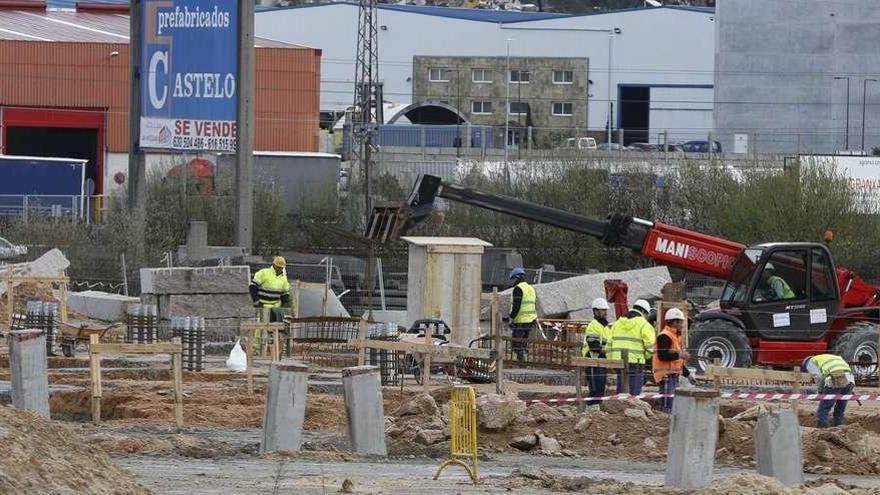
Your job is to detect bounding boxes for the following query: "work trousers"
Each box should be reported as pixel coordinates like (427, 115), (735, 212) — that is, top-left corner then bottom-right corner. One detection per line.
(509, 323), (533, 362)
(658, 374), (679, 413)
(585, 366), (607, 406)
(817, 382), (854, 428)
(615, 363), (645, 395)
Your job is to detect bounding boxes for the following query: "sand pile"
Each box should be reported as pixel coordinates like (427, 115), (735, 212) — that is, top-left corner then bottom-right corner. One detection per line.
(498, 469), (870, 494)
(0, 405), (148, 494)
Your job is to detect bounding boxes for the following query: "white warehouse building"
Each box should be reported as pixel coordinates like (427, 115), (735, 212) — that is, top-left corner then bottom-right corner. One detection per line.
(255, 2), (716, 145)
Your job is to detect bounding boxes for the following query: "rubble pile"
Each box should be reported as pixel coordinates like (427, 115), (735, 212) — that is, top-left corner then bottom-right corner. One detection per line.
(385, 392), (452, 456)
(0, 405), (148, 494)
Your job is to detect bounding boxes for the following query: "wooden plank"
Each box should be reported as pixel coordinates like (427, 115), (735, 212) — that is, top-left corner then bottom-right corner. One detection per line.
(271, 328), (280, 362)
(620, 349), (630, 394)
(90, 342), (182, 355)
(172, 337), (184, 430)
(239, 322), (286, 331)
(246, 326), (255, 395)
(705, 365), (812, 384)
(570, 357), (626, 369)
(574, 366), (584, 413)
(357, 319), (367, 366)
(350, 339), (494, 360)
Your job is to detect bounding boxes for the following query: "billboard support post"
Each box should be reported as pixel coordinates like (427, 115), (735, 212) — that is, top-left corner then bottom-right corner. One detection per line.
(128, 0), (146, 232)
(234, 0), (254, 251)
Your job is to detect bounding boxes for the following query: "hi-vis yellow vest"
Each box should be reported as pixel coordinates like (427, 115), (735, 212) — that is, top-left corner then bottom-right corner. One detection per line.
(251, 267), (291, 308)
(812, 354), (851, 380)
(512, 281), (537, 324)
(582, 319), (610, 358)
(607, 316), (655, 364)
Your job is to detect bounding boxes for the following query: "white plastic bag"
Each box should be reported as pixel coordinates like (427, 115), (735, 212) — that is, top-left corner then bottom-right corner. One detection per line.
(226, 338), (247, 372)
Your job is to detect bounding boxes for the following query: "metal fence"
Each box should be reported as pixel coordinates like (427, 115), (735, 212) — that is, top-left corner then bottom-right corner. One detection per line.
(0, 195), (115, 223)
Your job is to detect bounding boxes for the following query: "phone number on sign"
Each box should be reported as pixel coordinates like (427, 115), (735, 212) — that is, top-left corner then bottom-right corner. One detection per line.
(172, 135), (236, 151)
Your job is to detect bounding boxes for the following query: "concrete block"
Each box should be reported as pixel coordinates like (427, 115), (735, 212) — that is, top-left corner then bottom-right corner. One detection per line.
(8, 329), (50, 418)
(297, 284), (350, 318)
(185, 221), (209, 263)
(139, 266), (251, 295)
(665, 388), (720, 490)
(481, 266), (671, 321)
(342, 366), (387, 456)
(756, 409), (804, 485)
(260, 361), (309, 453)
(158, 293), (252, 319)
(67, 290), (140, 322)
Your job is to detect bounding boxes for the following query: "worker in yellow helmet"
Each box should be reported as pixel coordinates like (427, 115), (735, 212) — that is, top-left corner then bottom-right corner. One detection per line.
(249, 256), (292, 322)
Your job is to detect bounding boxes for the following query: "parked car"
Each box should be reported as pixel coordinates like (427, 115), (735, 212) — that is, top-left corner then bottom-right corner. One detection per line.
(627, 142), (655, 152)
(681, 140), (722, 153)
(561, 137), (598, 150)
(597, 142), (628, 151)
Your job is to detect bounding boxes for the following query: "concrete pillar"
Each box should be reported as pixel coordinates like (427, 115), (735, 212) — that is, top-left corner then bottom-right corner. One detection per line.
(186, 221), (208, 263)
(342, 366), (387, 456)
(9, 329), (50, 418)
(756, 409), (804, 485)
(260, 361), (309, 453)
(665, 388), (720, 490)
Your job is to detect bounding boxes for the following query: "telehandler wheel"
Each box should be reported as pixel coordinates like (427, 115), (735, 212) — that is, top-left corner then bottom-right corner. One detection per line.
(687, 319), (752, 373)
(830, 322), (880, 379)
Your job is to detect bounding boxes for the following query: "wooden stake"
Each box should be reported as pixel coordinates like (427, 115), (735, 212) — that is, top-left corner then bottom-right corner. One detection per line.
(172, 337), (184, 430)
(89, 333), (102, 425)
(422, 325), (432, 391)
(492, 287), (504, 395)
(574, 366), (584, 413)
(620, 349), (630, 394)
(271, 327), (280, 362)
(246, 326), (255, 395)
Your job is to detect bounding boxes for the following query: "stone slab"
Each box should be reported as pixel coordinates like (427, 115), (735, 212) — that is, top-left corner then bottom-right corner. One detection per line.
(297, 285), (350, 318)
(342, 366), (387, 456)
(481, 266), (672, 320)
(158, 294), (252, 320)
(139, 266), (251, 295)
(0, 248), (70, 297)
(67, 290), (140, 322)
(756, 409), (804, 485)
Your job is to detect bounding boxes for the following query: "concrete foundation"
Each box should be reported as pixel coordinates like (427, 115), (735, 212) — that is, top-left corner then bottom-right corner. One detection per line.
(140, 266), (251, 295)
(260, 362), (309, 453)
(665, 388), (720, 490)
(756, 409), (804, 485)
(9, 329), (50, 418)
(342, 366), (387, 456)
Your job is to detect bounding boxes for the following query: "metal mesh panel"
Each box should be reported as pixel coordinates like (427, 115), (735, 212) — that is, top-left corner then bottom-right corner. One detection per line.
(171, 316), (206, 372)
(125, 304), (159, 344)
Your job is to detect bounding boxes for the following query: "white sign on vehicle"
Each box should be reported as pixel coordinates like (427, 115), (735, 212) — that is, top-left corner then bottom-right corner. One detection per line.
(810, 308), (827, 324)
(772, 312), (791, 328)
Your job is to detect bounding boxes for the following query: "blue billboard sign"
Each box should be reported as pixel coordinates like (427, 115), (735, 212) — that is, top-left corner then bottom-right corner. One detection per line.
(140, 0), (238, 152)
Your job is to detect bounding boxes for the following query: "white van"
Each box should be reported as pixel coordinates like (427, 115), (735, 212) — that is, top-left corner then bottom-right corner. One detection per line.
(562, 137), (598, 150)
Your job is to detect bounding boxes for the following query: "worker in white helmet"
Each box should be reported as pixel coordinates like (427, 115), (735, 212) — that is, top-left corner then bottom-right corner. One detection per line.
(581, 297), (612, 406)
(652, 307), (691, 413)
(606, 299), (656, 395)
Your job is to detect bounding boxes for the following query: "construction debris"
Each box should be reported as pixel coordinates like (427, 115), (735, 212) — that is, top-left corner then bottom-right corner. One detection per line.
(67, 290), (139, 322)
(0, 248), (70, 297)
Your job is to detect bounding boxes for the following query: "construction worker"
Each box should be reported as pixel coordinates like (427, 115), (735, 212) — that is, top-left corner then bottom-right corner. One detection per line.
(606, 299), (655, 395)
(759, 262), (795, 301)
(582, 297), (611, 406)
(653, 307), (691, 413)
(249, 256), (292, 322)
(801, 354), (854, 428)
(508, 267), (537, 362)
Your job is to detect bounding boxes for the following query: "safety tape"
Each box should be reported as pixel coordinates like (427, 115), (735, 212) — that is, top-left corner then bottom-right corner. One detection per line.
(522, 391), (875, 406)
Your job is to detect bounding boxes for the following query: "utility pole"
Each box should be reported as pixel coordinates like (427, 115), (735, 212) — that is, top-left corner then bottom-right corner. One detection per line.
(128, 0), (145, 213)
(862, 78), (878, 151)
(234, 0), (255, 250)
(835, 76), (851, 150)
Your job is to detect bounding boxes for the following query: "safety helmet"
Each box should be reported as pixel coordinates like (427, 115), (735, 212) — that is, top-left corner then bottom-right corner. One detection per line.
(665, 307), (686, 321)
(273, 256), (286, 268)
(800, 356), (812, 373)
(509, 267), (526, 279)
(633, 299), (651, 315)
(591, 298), (610, 310)
(765, 262), (776, 272)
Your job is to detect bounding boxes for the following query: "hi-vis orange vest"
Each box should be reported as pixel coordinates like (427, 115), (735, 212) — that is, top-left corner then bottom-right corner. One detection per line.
(653, 326), (684, 383)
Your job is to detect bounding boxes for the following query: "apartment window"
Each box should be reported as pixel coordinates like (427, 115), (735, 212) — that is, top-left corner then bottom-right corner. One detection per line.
(471, 101), (493, 114)
(429, 67), (451, 82)
(509, 101), (529, 115)
(552, 102), (573, 116)
(472, 68), (492, 83)
(553, 70), (574, 84)
(509, 69), (530, 83)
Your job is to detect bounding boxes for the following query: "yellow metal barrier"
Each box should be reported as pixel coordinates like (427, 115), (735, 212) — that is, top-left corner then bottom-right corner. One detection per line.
(434, 385), (478, 482)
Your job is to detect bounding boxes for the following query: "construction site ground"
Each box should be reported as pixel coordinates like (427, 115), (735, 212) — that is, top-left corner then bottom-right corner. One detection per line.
(10, 349), (880, 494)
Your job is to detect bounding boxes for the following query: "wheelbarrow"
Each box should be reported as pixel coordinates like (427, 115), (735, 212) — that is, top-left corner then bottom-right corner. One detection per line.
(59, 321), (116, 357)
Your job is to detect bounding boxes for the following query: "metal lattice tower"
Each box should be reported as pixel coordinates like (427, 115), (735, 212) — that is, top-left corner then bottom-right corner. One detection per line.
(352, 0), (382, 220)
